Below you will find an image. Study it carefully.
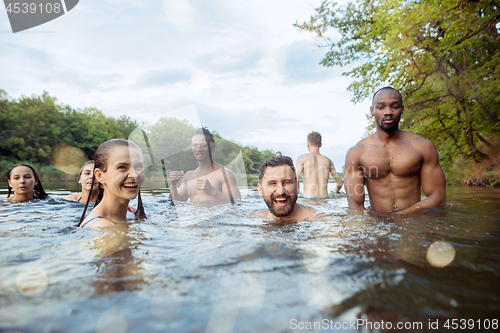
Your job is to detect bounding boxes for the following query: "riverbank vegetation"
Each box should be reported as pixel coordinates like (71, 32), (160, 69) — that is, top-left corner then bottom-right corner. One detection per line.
(296, 0), (500, 186)
(0, 90), (274, 185)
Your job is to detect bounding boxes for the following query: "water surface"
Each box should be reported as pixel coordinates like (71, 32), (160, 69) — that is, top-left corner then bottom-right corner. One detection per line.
(0, 185), (499, 332)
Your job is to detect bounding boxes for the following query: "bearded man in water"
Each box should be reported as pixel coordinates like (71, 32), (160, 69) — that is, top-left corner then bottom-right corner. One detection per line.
(255, 152), (315, 221)
(344, 87), (446, 214)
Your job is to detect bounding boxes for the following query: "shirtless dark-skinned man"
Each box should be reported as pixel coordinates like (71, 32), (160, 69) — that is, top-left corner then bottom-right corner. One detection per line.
(169, 128), (241, 204)
(344, 87), (446, 214)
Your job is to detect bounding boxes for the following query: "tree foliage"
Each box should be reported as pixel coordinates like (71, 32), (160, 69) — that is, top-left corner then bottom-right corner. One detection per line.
(0, 92), (126, 165)
(295, 0), (500, 170)
(0, 90), (273, 179)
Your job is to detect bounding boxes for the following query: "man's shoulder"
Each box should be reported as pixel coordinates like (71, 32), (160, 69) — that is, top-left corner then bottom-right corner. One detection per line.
(347, 137), (371, 155)
(214, 163), (237, 178)
(253, 209), (269, 218)
(301, 204), (316, 217)
(297, 153), (313, 161)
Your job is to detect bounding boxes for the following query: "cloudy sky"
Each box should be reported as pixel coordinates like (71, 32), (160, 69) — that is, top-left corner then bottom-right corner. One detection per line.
(0, 0), (371, 169)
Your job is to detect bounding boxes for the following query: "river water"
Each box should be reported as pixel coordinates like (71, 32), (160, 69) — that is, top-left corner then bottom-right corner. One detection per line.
(0, 184), (499, 332)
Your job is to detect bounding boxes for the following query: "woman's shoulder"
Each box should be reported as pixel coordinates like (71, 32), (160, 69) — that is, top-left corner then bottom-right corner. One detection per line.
(81, 215), (118, 228)
(63, 193), (80, 201)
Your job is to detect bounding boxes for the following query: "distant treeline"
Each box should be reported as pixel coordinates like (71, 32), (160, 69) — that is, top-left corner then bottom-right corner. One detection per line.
(0, 90), (274, 182)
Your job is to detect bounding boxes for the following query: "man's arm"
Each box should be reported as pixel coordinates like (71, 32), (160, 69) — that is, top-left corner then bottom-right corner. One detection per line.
(169, 171), (189, 201)
(396, 139), (446, 214)
(219, 168), (242, 203)
(344, 146), (366, 211)
(329, 160), (343, 193)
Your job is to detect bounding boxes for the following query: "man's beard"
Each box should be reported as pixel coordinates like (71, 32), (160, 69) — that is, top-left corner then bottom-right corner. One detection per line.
(379, 117), (400, 133)
(264, 192), (298, 217)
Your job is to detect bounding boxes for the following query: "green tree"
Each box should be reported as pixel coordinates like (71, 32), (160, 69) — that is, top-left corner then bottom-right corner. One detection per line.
(295, 0), (500, 168)
(0, 92), (61, 163)
(116, 115), (139, 140)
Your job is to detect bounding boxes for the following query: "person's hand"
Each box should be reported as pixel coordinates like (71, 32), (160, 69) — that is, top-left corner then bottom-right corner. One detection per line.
(196, 178), (216, 196)
(169, 171), (184, 185)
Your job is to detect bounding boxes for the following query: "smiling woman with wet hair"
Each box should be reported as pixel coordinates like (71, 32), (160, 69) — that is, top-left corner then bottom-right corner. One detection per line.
(3, 164), (49, 202)
(78, 139), (147, 228)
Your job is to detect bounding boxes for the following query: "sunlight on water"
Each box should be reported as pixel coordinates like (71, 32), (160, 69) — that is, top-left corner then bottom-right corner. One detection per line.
(151, 289), (184, 319)
(96, 308), (128, 333)
(302, 275), (342, 310)
(16, 266), (48, 297)
(298, 244), (331, 273)
(426, 240), (456, 268)
(238, 274), (266, 315)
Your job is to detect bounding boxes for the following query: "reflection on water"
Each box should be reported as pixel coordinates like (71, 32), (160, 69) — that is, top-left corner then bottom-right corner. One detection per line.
(0, 185), (499, 332)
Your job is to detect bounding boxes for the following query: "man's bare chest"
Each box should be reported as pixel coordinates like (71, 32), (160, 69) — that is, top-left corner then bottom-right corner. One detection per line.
(359, 144), (423, 179)
(185, 170), (224, 194)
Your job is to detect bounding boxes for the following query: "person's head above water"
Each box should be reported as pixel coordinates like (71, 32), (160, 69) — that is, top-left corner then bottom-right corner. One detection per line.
(192, 127), (216, 162)
(257, 152), (299, 217)
(65, 161), (98, 203)
(307, 131), (322, 148)
(5, 164), (48, 202)
(78, 160), (96, 191)
(79, 139), (146, 226)
(370, 86), (404, 134)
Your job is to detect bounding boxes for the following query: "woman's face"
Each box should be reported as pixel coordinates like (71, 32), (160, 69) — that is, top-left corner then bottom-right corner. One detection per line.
(97, 146), (145, 201)
(8, 166), (37, 197)
(78, 163), (95, 192)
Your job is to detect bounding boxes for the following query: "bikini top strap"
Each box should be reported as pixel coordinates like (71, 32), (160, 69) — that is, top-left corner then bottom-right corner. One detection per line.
(80, 216), (117, 227)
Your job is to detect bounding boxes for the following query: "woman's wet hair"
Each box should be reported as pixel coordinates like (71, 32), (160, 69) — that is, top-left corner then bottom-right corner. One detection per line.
(194, 127), (216, 146)
(78, 160), (94, 181)
(78, 139), (147, 226)
(5, 163), (49, 200)
(77, 160), (94, 191)
(258, 152), (296, 181)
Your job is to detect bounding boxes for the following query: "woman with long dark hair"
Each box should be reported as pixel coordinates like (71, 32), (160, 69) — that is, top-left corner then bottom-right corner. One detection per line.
(3, 164), (49, 202)
(79, 139), (147, 228)
(64, 161), (98, 203)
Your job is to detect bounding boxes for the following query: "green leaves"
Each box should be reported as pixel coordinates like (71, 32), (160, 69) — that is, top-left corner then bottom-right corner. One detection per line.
(297, 0), (500, 179)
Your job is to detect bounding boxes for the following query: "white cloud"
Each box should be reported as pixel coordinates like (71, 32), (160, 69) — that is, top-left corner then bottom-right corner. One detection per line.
(0, 0), (369, 169)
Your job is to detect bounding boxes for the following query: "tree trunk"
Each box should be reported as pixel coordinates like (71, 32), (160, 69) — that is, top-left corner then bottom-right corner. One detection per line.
(475, 132), (492, 147)
(473, 93), (500, 127)
(466, 125), (488, 160)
